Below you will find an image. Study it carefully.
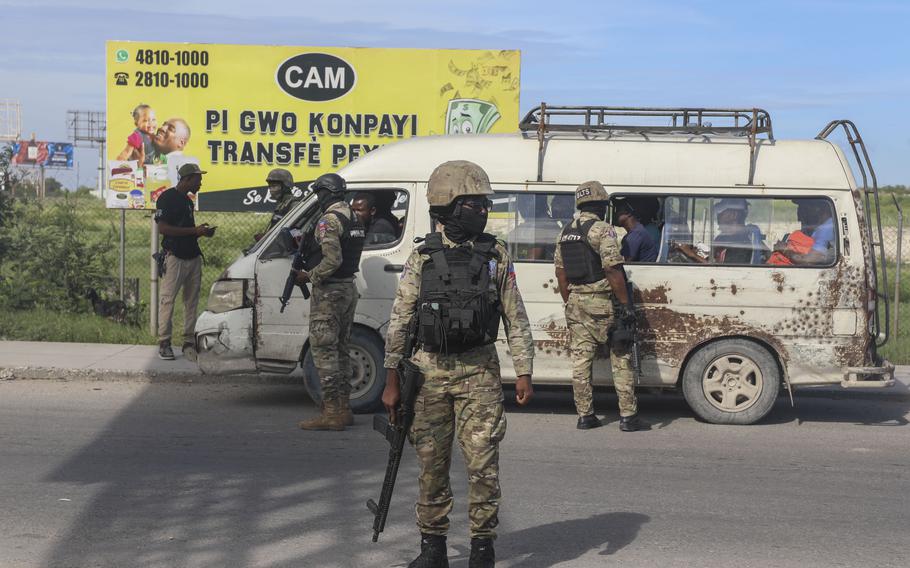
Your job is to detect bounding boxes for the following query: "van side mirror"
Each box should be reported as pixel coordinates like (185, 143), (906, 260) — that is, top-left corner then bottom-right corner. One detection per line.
(261, 228), (297, 260)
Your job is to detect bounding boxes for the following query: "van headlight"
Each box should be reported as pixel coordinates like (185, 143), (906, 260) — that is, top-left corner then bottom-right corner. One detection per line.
(207, 279), (251, 313)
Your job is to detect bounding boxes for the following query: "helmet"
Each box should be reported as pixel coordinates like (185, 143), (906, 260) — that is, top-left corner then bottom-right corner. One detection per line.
(266, 168), (294, 189)
(427, 160), (493, 207)
(715, 198), (749, 215)
(574, 180), (609, 207)
(311, 172), (346, 194)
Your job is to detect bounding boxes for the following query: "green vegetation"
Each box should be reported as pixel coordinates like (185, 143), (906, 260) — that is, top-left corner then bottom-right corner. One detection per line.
(0, 307), (157, 344)
(0, 190), (267, 345)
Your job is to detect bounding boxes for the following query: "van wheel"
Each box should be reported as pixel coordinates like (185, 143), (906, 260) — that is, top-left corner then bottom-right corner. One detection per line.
(302, 327), (386, 413)
(681, 339), (780, 425)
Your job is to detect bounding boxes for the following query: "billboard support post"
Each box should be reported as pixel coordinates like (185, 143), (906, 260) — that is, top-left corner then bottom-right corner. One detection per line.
(119, 210), (126, 300)
(150, 217), (159, 338)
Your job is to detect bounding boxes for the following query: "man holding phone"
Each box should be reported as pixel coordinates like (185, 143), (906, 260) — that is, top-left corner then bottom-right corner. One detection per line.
(154, 163), (215, 360)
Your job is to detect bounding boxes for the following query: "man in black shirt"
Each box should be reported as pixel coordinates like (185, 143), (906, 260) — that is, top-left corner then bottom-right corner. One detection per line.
(351, 191), (399, 245)
(154, 163), (215, 360)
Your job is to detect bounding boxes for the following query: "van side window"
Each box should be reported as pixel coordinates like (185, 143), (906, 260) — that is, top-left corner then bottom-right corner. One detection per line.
(488, 192), (575, 262)
(660, 196), (837, 267)
(348, 189), (408, 249)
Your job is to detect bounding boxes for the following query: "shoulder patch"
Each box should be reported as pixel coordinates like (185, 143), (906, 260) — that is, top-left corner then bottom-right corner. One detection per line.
(317, 218), (330, 239)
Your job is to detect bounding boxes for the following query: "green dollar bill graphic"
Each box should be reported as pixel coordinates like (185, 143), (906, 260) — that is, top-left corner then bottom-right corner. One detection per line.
(445, 98), (501, 134)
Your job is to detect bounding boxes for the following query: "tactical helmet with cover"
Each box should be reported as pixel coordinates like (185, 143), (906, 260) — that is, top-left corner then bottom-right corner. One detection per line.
(427, 160), (494, 208)
(266, 168), (294, 189)
(311, 172), (347, 194)
(574, 180), (609, 207)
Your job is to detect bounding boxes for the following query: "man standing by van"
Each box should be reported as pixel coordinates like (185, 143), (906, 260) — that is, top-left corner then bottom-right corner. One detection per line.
(381, 161), (534, 567)
(295, 173), (366, 431)
(154, 163), (215, 361)
(555, 181), (647, 432)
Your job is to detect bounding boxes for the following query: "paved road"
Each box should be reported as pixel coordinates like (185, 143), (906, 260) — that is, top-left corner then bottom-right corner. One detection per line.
(1, 380), (908, 568)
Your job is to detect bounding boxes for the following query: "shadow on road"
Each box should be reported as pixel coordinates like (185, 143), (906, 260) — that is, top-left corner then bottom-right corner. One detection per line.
(505, 385), (910, 428)
(40, 384), (413, 568)
(492, 512), (650, 567)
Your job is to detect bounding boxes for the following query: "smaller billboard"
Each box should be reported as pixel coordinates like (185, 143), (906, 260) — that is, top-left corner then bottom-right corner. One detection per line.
(11, 140), (74, 168)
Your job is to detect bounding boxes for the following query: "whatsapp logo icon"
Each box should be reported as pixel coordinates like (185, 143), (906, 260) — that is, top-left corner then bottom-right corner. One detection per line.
(115, 49), (129, 63)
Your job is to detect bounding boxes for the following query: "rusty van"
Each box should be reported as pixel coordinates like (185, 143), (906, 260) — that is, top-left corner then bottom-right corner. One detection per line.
(194, 105), (896, 424)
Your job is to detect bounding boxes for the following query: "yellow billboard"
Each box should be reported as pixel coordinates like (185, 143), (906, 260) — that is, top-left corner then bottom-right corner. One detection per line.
(105, 41), (520, 210)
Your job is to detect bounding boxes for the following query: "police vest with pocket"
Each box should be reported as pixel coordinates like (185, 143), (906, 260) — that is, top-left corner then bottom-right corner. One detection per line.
(559, 219), (606, 285)
(306, 207), (366, 279)
(416, 232), (502, 354)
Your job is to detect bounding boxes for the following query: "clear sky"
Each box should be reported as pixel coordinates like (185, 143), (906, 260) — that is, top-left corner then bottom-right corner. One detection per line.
(1, 0), (908, 188)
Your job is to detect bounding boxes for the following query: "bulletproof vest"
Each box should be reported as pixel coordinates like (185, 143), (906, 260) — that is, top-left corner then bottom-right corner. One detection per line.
(558, 218), (605, 285)
(416, 232), (501, 354)
(306, 207), (366, 278)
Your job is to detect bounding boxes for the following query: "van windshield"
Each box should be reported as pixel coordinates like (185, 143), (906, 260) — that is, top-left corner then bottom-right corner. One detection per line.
(244, 196), (319, 256)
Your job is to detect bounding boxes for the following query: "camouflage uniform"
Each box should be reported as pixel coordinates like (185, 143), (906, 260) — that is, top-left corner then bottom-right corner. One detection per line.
(554, 211), (638, 418)
(384, 232), (534, 539)
(268, 191), (301, 230)
(308, 201), (360, 403)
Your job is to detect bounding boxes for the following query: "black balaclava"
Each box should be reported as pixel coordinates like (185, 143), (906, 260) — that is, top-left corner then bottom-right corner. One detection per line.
(579, 202), (607, 221)
(441, 198), (488, 243)
(317, 189), (342, 212)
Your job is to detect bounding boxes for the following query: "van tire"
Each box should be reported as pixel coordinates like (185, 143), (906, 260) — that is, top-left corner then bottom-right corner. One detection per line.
(681, 339), (780, 425)
(302, 326), (386, 414)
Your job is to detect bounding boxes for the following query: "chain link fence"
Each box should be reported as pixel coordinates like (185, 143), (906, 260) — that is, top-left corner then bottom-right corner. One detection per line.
(876, 192), (908, 363)
(0, 194), (269, 345)
(80, 201), (271, 341)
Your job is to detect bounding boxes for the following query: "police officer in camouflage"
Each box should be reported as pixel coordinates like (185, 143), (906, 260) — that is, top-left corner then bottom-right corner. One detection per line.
(266, 168), (301, 230)
(382, 161), (535, 568)
(554, 181), (648, 432)
(295, 173), (366, 431)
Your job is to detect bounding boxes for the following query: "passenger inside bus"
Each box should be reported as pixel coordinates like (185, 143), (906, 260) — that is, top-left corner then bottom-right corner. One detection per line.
(506, 193), (561, 260)
(771, 198), (836, 265)
(613, 197), (659, 262)
(350, 190), (402, 245)
(673, 198), (767, 264)
(550, 194), (576, 228)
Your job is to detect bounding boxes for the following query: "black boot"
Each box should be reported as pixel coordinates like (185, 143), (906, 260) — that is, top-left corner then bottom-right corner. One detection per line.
(619, 414), (650, 432)
(469, 537), (495, 568)
(576, 414), (603, 430)
(408, 533), (449, 568)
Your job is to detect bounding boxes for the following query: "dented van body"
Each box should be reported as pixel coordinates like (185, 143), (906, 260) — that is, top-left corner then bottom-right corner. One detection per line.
(195, 106), (895, 424)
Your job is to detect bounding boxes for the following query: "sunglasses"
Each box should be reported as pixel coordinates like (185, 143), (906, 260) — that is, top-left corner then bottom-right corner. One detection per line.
(459, 197), (493, 212)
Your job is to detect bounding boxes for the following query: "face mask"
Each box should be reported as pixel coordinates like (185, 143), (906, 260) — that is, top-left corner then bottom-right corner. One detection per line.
(268, 183), (284, 199)
(580, 203), (606, 220)
(317, 189), (338, 212)
(444, 206), (488, 243)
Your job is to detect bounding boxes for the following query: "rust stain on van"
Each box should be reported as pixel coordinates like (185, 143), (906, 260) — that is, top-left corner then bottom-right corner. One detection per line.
(638, 285), (669, 304)
(771, 272), (785, 293)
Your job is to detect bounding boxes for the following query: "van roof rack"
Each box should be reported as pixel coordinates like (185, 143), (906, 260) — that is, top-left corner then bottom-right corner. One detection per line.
(521, 103), (773, 184)
(519, 104), (774, 139)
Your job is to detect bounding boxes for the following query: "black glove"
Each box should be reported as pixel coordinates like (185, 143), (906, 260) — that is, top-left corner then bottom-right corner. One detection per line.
(615, 303), (637, 327)
(611, 326), (634, 349)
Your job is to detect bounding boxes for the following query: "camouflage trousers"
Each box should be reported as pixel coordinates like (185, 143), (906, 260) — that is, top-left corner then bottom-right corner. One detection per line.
(409, 345), (507, 539)
(308, 281), (358, 402)
(565, 291), (637, 418)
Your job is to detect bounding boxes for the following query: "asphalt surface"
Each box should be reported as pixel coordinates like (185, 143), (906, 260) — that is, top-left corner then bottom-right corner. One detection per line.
(1, 379), (908, 568)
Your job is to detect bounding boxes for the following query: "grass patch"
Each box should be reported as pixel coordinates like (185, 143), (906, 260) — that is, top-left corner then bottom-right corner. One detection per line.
(0, 307), (157, 345)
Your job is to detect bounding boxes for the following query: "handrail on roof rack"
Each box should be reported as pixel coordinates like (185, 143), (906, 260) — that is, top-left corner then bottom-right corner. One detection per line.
(521, 103), (773, 184)
(519, 104), (774, 139)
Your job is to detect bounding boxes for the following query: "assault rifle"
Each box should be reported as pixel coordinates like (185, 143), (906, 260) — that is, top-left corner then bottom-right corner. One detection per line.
(367, 326), (423, 542)
(626, 281), (641, 377)
(278, 228), (312, 312)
